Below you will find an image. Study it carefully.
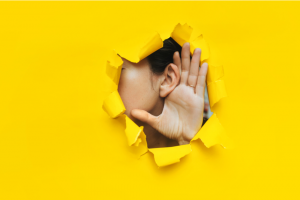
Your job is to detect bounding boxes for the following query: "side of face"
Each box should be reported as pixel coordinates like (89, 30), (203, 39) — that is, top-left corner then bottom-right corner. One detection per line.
(118, 58), (162, 121)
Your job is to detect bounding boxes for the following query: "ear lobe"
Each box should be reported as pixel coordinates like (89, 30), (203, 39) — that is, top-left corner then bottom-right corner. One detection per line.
(160, 63), (180, 98)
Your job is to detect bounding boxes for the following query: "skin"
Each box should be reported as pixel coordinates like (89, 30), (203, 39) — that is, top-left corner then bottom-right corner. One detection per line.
(118, 42), (208, 148)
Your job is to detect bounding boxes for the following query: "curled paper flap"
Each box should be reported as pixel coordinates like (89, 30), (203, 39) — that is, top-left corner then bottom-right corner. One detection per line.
(138, 32), (163, 62)
(106, 50), (123, 87)
(125, 115), (143, 146)
(134, 130), (148, 156)
(171, 23), (210, 61)
(124, 115), (148, 156)
(191, 113), (233, 149)
(171, 23), (193, 46)
(206, 64), (227, 108)
(207, 64), (224, 84)
(148, 144), (192, 167)
(114, 31), (163, 63)
(102, 22), (231, 167)
(102, 90), (126, 118)
(190, 34), (210, 62)
(207, 80), (227, 108)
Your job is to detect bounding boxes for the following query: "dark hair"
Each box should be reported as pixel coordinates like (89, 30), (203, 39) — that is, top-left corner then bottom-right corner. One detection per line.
(147, 37), (184, 75)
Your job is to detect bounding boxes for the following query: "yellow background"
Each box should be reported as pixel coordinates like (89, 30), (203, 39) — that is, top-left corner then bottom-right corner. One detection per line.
(1, 2), (300, 199)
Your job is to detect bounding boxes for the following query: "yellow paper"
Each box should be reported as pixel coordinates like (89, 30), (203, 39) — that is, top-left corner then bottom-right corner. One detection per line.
(171, 23), (193, 46)
(125, 115), (144, 146)
(114, 31), (163, 63)
(207, 80), (227, 108)
(3, 3), (299, 199)
(192, 113), (233, 149)
(105, 50), (123, 87)
(206, 64), (227, 108)
(171, 23), (210, 62)
(102, 90), (126, 118)
(138, 32), (164, 62)
(190, 34), (210, 62)
(148, 144), (192, 167)
(124, 115), (148, 156)
(102, 22), (230, 167)
(207, 64), (224, 84)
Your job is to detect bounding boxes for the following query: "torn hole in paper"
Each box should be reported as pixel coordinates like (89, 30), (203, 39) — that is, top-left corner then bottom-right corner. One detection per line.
(102, 22), (233, 167)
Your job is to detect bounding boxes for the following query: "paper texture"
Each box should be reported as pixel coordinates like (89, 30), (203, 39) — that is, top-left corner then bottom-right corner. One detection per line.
(207, 64), (227, 108)
(106, 50), (123, 87)
(102, 22), (232, 167)
(192, 113), (233, 149)
(102, 90), (126, 119)
(124, 115), (148, 156)
(171, 23), (210, 62)
(114, 31), (163, 63)
(149, 144), (192, 167)
(171, 23), (193, 47)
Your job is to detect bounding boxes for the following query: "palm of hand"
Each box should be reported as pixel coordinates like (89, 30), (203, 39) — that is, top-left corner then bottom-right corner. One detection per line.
(131, 43), (208, 145)
(153, 42), (208, 144)
(157, 83), (204, 143)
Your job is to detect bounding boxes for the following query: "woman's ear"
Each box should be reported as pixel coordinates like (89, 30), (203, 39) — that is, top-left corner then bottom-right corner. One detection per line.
(159, 63), (180, 98)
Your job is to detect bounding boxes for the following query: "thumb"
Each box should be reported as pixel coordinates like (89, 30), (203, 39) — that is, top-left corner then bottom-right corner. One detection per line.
(131, 109), (158, 129)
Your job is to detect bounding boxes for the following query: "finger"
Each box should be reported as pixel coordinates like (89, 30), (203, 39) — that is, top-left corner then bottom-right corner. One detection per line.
(180, 42), (190, 85)
(173, 51), (181, 85)
(131, 109), (158, 130)
(196, 62), (208, 96)
(188, 48), (201, 90)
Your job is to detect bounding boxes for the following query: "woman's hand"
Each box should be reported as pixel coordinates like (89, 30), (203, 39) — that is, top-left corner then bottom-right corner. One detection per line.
(131, 42), (208, 145)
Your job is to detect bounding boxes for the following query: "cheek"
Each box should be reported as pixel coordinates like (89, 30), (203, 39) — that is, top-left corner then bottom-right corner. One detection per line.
(118, 69), (159, 117)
